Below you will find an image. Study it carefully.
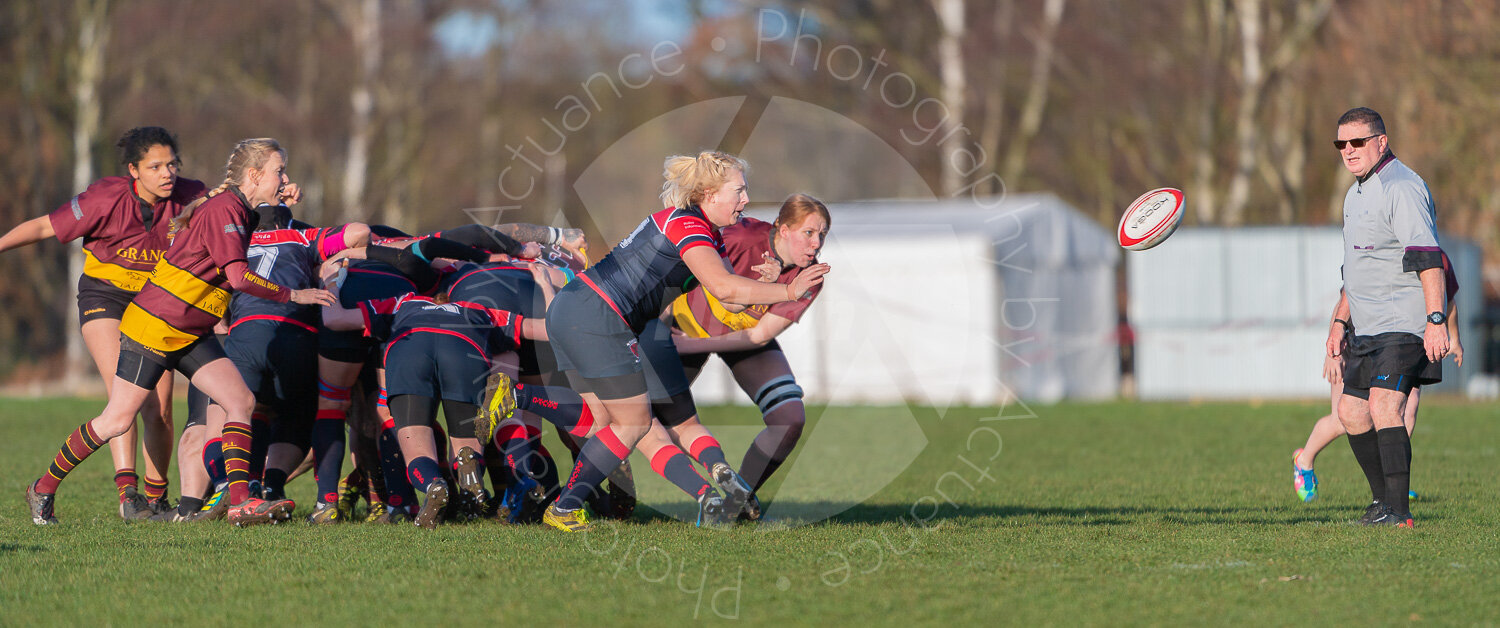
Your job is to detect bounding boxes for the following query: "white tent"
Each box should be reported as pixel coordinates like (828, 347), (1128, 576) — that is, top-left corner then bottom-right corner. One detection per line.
(690, 192), (1121, 407)
(1128, 227), (1483, 399)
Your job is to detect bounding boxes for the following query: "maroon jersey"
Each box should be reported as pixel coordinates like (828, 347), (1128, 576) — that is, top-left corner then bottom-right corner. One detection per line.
(120, 190), (291, 352)
(48, 175), (207, 292)
(671, 217), (821, 338)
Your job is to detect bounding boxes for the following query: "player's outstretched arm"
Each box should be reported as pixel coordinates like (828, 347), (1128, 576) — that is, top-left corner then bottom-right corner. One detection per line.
(0, 216), (56, 254)
(682, 246), (828, 307)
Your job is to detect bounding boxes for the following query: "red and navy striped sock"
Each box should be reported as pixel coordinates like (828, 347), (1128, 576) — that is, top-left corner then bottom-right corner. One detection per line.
(378, 420), (416, 511)
(222, 421), (254, 504)
(37, 422), (107, 494)
(496, 424), (537, 484)
(143, 475), (168, 502)
(312, 408), (347, 505)
(687, 434), (728, 470)
(556, 426), (631, 511)
(406, 456), (443, 492)
(652, 445), (712, 500)
(515, 384), (596, 438)
(114, 468), (139, 502)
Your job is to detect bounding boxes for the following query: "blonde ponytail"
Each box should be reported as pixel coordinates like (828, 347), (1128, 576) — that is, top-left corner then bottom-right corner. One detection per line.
(171, 138), (283, 231)
(660, 151), (748, 210)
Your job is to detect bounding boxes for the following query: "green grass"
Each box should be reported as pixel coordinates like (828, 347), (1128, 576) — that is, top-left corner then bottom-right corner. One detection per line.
(3, 397), (1500, 625)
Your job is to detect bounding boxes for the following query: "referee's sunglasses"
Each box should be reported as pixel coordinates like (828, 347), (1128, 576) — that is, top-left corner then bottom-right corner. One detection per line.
(1333, 134), (1382, 150)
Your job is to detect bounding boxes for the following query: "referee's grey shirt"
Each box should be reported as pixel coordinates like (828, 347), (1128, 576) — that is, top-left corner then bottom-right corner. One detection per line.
(1342, 152), (1442, 338)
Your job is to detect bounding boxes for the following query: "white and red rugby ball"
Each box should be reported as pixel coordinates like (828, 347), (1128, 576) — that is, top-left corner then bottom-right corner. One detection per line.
(1117, 187), (1185, 251)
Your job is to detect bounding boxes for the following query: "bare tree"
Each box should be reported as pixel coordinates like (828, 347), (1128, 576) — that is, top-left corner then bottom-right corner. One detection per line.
(65, 0), (109, 388)
(335, 0), (380, 222)
(999, 0), (1065, 189)
(929, 0), (966, 196)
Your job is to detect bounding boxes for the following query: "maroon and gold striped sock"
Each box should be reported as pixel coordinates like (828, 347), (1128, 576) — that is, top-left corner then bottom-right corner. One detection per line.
(114, 468), (139, 502)
(143, 475), (168, 501)
(222, 421), (254, 504)
(37, 422), (107, 495)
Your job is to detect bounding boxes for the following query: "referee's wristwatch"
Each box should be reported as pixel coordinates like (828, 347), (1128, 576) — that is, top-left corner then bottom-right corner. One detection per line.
(1427, 311), (1447, 325)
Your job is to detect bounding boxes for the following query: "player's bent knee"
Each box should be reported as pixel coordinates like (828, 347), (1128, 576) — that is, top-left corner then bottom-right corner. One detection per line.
(754, 375), (804, 417)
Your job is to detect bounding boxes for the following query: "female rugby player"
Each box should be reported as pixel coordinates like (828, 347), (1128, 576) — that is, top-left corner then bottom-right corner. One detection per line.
(539, 151), (828, 532)
(0, 127), (204, 519)
(24, 138), (335, 526)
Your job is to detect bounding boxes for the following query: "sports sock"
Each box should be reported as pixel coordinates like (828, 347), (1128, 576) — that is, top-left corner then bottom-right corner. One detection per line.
(114, 468), (139, 502)
(263, 468), (289, 500)
(406, 456), (443, 493)
(556, 426), (630, 511)
(378, 421), (416, 511)
(687, 434), (728, 470)
(177, 496), (204, 517)
(312, 409), (347, 505)
(515, 384), (596, 437)
(740, 439), (788, 492)
(37, 422), (107, 494)
(143, 475), (168, 501)
(222, 421), (254, 504)
(497, 424), (538, 483)
(1346, 429), (1386, 503)
(203, 438), (227, 489)
(249, 413), (270, 481)
(651, 445), (712, 499)
(1377, 426), (1412, 516)
(535, 443), (560, 491)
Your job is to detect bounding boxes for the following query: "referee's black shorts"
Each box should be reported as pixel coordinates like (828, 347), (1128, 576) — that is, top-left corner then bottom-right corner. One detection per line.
(1342, 332), (1440, 400)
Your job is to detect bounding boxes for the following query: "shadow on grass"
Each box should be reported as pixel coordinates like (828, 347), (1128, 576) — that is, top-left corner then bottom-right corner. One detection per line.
(0, 544), (44, 553)
(621, 501), (1427, 528)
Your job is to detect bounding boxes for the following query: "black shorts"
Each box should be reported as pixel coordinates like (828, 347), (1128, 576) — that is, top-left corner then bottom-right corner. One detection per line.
(318, 326), (377, 363)
(1342, 332), (1440, 400)
(115, 333), (227, 390)
(225, 320), (318, 424)
(388, 394), (480, 439)
(546, 285), (649, 400)
(382, 332), (489, 405)
(76, 275), (134, 325)
(679, 338), (783, 379)
(184, 384), (211, 429)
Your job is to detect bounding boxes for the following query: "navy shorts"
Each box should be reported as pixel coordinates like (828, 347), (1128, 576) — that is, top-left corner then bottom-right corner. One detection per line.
(546, 285), (649, 399)
(1342, 332), (1440, 400)
(76, 275), (134, 325)
(225, 320), (318, 424)
(382, 332), (489, 406)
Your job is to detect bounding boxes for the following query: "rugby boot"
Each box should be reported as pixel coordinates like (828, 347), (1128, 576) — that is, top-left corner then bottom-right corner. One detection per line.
(307, 501), (341, 524)
(1355, 500), (1386, 525)
(198, 489), (230, 521)
(148, 507), (202, 523)
(119, 485), (153, 521)
(1292, 449), (1318, 502)
(146, 495), (175, 517)
(696, 490), (727, 527)
(710, 462), (759, 520)
(414, 480), (450, 530)
(335, 470), (365, 520)
(736, 494), (764, 523)
(476, 373), (517, 447)
(227, 497), (296, 527)
(452, 446), (491, 510)
(542, 503), (591, 532)
(25, 481), (57, 525)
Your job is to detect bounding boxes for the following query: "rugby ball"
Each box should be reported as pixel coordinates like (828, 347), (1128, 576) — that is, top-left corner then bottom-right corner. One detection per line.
(1117, 188), (1185, 251)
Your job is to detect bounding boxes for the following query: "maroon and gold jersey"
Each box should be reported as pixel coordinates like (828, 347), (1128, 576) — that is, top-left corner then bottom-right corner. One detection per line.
(48, 175), (207, 292)
(120, 190), (290, 352)
(671, 217), (821, 338)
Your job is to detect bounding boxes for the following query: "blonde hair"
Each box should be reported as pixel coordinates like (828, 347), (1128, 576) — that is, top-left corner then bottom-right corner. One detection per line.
(173, 138), (284, 231)
(660, 151), (748, 210)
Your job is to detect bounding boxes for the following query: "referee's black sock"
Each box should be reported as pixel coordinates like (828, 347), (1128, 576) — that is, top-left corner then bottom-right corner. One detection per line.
(1376, 426), (1412, 516)
(1346, 429), (1386, 503)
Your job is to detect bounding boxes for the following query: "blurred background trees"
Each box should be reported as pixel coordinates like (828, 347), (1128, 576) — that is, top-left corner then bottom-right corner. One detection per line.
(1, 0), (1496, 383)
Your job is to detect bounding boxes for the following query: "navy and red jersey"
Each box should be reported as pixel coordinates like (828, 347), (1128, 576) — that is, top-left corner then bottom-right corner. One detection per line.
(229, 226), (349, 333)
(581, 205), (724, 333)
(672, 217), (822, 338)
(120, 190), (290, 352)
(48, 175), (207, 292)
(356, 293), (524, 365)
(442, 261), (544, 317)
(339, 259), (423, 307)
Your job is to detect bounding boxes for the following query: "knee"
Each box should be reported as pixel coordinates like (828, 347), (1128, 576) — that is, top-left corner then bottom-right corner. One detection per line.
(610, 422), (651, 445)
(93, 413), (135, 440)
(754, 375), (804, 423)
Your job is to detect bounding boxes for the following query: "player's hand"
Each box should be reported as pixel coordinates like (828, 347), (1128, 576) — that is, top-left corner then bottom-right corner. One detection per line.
(787, 263), (829, 300)
(290, 288), (337, 306)
(1326, 325), (1344, 358)
(1322, 354), (1343, 386)
(752, 252), (780, 282)
(1450, 338), (1464, 367)
(527, 261), (551, 284)
(559, 229), (587, 255)
(1424, 324), (1449, 362)
(279, 182), (302, 207)
(519, 241), (542, 260)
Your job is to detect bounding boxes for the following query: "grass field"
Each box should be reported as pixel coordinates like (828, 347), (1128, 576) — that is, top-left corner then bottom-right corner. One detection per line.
(2, 396), (1499, 625)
